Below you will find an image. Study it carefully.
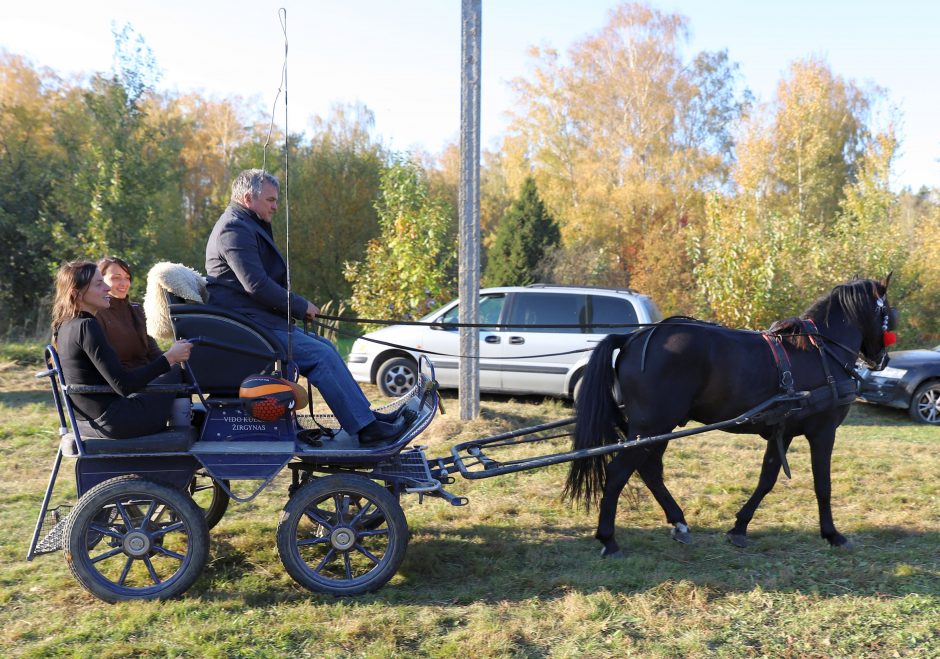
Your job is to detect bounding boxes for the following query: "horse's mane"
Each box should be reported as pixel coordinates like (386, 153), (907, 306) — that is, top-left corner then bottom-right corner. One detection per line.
(769, 279), (880, 350)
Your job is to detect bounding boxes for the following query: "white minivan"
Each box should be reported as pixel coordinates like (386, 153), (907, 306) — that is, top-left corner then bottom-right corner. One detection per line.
(346, 285), (662, 399)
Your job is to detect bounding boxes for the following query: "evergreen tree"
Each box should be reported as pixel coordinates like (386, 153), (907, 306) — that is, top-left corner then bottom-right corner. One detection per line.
(484, 177), (560, 286)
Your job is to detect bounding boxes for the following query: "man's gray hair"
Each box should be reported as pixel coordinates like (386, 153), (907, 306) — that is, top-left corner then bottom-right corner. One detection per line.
(230, 169), (280, 205)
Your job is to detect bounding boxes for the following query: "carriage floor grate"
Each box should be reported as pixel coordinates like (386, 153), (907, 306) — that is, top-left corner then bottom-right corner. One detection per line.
(33, 504), (72, 555)
(373, 448), (437, 489)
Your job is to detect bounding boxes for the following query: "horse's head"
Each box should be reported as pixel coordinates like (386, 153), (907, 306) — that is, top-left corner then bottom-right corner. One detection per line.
(857, 274), (898, 371)
(808, 274), (898, 371)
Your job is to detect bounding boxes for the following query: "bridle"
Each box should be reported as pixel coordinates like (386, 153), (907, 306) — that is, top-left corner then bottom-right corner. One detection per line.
(809, 293), (896, 374)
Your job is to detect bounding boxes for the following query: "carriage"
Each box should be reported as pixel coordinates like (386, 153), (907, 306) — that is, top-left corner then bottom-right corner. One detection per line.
(27, 277), (896, 602)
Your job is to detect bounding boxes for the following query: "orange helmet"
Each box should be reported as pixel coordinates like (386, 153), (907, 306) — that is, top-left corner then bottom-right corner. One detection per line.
(239, 375), (296, 422)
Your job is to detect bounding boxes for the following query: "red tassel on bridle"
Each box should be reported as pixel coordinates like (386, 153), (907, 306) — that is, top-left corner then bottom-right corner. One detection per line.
(883, 331), (897, 347)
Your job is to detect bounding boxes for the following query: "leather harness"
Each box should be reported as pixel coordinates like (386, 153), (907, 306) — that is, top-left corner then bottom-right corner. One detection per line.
(761, 318), (859, 478)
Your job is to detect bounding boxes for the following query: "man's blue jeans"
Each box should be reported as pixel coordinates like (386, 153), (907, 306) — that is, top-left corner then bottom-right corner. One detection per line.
(271, 327), (374, 433)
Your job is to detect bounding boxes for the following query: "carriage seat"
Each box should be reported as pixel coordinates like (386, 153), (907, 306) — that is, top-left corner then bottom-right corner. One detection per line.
(143, 261), (287, 396)
(166, 294), (286, 396)
(61, 426), (197, 456)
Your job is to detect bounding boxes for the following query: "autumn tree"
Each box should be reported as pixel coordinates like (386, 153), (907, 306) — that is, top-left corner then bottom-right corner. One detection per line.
(734, 57), (876, 226)
(483, 177), (560, 286)
(0, 52), (65, 334)
(284, 103), (387, 305)
(502, 2), (746, 310)
(344, 159), (455, 323)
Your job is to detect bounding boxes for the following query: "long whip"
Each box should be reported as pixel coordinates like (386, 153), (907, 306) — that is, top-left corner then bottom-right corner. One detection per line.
(261, 8), (292, 365)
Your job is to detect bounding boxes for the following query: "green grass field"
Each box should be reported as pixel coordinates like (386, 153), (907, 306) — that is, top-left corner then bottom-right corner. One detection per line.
(0, 342), (937, 657)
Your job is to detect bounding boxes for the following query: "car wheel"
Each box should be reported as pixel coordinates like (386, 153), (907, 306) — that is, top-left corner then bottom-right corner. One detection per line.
(376, 357), (418, 398)
(909, 382), (940, 424)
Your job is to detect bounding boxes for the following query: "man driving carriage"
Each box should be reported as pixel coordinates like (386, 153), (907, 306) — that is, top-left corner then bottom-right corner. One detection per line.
(205, 169), (406, 444)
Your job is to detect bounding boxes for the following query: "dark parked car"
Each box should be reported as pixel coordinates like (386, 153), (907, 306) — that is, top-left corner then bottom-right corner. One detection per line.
(857, 345), (940, 424)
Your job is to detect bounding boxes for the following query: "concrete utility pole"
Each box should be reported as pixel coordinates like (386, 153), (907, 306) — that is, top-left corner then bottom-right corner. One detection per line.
(458, 0), (481, 420)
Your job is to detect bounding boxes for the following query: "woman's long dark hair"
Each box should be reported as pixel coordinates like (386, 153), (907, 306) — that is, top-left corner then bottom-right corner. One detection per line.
(51, 261), (98, 337)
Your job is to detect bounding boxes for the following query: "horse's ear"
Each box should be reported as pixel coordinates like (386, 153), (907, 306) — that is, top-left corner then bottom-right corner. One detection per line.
(850, 273), (860, 281)
(882, 272), (893, 289)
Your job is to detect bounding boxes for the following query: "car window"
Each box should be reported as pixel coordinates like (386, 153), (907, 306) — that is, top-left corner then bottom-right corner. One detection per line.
(438, 294), (506, 329)
(589, 295), (638, 333)
(508, 292), (587, 334)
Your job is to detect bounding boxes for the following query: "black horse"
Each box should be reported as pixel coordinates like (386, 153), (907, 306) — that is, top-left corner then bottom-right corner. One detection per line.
(565, 276), (897, 557)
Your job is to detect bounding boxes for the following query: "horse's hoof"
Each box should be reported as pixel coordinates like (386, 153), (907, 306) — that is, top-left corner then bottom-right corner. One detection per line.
(601, 548), (625, 559)
(830, 537), (856, 551)
(726, 532), (748, 548)
(670, 523), (692, 544)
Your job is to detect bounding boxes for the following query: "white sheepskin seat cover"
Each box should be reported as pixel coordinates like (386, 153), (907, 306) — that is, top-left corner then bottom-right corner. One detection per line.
(144, 262), (209, 340)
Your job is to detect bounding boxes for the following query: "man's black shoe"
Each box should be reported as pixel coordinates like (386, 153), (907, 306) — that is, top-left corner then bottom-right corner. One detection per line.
(358, 416), (406, 445)
(372, 407), (404, 423)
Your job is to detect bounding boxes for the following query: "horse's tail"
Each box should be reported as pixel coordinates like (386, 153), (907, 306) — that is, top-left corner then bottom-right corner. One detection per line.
(564, 332), (630, 509)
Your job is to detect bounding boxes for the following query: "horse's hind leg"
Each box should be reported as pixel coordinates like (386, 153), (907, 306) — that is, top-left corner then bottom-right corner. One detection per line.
(595, 450), (641, 558)
(727, 436), (793, 548)
(636, 443), (690, 543)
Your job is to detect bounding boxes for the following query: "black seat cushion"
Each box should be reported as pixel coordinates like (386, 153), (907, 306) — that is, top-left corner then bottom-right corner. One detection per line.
(169, 303), (285, 395)
(61, 427), (197, 456)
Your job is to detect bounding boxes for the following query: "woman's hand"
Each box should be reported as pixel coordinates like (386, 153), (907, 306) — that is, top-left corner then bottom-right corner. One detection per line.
(164, 340), (193, 365)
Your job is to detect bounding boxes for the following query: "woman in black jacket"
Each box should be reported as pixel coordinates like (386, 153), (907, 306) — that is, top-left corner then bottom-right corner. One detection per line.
(51, 261), (192, 439)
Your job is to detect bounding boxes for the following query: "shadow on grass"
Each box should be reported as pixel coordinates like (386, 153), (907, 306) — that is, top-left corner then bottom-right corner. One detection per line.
(391, 522), (940, 603)
(842, 401), (917, 426)
(189, 522), (939, 606)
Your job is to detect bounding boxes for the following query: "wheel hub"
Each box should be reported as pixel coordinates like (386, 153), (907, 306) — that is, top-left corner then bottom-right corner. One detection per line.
(123, 531), (152, 557)
(330, 526), (357, 551)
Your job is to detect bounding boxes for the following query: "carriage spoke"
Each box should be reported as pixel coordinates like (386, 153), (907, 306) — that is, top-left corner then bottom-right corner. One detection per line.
(142, 500), (160, 526)
(151, 521), (184, 538)
(335, 495), (351, 525)
(88, 523), (123, 540)
(312, 548), (337, 574)
(354, 544), (381, 565)
(115, 502), (136, 529)
(117, 556), (135, 585)
(143, 556), (161, 584)
(303, 507), (334, 530)
(359, 528), (389, 538)
(297, 536), (331, 547)
(343, 551), (353, 579)
(151, 545), (185, 562)
(90, 546), (125, 564)
(349, 501), (376, 527)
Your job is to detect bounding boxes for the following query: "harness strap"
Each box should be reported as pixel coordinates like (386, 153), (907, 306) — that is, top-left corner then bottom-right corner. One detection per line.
(761, 332), (796, 478)
(802, 319), (841, 403)
(761, 332), (795, 394)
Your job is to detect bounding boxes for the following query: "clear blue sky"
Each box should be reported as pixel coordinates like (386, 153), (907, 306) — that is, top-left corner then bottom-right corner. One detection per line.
(2, 1), (937, 190)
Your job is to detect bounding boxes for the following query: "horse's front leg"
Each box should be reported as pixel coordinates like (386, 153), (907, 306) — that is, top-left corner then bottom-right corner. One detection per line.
(727, 435), (793, 548)
(636, 443), (690, 543)
(595, 450), (639, 558)
(807, 428), (852, 548)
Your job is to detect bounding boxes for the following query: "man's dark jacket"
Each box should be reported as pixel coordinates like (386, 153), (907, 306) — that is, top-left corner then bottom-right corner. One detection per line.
(205, 203), (309, 330)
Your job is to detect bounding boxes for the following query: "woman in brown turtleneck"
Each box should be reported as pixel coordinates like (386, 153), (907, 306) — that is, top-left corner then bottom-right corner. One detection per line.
(96, 256), (162, 369)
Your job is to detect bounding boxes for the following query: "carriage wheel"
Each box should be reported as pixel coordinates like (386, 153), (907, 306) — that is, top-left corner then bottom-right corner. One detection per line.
(64, 475), (208, 603)
(276, 473), (408, 596)
(188, 471), (230, 530)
